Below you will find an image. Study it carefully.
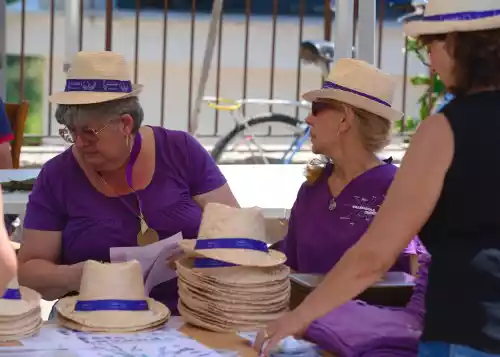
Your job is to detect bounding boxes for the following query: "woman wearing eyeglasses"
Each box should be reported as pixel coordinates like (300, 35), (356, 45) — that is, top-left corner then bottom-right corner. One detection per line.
(17, 51), (238, 315)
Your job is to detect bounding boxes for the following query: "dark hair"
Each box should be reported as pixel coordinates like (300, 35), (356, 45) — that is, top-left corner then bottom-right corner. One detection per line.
(419, 29), (500, 96)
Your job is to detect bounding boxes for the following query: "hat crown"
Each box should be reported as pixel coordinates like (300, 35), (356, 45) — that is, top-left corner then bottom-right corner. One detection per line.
(325, 58), (397, 107)
(67, 51), (132, 81)
(198, 203), (267, 243)
(424, 0), (499, 16)
(6, 278), (20, 290)
(79, 260), (146, 301)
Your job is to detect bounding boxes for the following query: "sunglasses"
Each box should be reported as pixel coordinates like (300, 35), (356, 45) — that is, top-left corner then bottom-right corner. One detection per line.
(311, 101), (335, 116)
(59, 121), (114, 144)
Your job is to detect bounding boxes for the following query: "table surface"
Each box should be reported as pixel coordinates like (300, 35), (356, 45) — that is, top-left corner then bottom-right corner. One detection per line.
(0, 165), (307, 218)
(0, 322), (259, 357)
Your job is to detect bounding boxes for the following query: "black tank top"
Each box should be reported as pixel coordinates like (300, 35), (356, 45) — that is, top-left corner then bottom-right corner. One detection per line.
(419, 91), (500, 353)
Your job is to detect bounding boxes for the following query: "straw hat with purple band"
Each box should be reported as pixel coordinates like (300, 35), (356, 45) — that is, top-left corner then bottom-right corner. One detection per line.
(303, 58), (402, 123)
(0, 278), (40, 317)
(404, 0), (500, 37)
(0, 278), (42, 341)
(48, 51), (143, 105)
(179, 203), (286, 268)
(55, 260), (170, 332)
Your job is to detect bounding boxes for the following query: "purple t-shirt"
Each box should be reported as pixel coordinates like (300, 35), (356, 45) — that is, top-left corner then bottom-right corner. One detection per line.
(23, 127), (227, 314)
(283, 161), (418, 274)
(305, 247), (431, 357)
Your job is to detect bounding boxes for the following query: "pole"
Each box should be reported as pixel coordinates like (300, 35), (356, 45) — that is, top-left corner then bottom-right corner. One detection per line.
(334, 0), (355, 60)
(0, 0), (6, 98)
(357, 0), (376, 64)
(64, 0), (81, 72)
(189, 0), (224, 136)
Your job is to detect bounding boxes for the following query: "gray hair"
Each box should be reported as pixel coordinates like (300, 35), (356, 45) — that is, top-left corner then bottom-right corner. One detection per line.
(54, 97), (144, 132)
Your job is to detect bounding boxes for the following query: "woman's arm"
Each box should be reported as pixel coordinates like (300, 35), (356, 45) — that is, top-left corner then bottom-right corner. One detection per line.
(194, 183), (239, 209)
(18, 229), (83, 300)
(293, 113), (454, 325)
(0, 190), (17, 295)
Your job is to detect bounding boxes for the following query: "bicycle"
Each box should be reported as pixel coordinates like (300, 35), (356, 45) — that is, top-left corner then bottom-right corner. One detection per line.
(206, 0), (426, 165)
(203, 97), (312, 165)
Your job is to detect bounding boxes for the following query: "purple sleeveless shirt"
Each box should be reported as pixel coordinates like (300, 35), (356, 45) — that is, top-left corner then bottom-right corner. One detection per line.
(283, 161), (419, 274)
(23, 127), (227, 314)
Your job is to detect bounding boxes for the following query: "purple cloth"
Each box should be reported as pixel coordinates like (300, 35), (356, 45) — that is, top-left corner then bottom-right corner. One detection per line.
(283, 162), (419, 274)
(23, 127), (227, 314)
(305, 247), (431, 357)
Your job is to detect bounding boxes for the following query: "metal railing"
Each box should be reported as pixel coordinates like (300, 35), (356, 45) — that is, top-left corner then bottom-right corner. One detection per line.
(2, 0), (425, 142)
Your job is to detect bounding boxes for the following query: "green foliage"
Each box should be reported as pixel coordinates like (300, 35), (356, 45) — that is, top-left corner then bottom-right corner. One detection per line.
(407, 37), (447, 123)
(5, 55), (44, 145)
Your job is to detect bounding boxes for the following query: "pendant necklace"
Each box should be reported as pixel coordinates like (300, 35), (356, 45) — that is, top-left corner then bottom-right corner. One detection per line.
(328, 198), (337, 211)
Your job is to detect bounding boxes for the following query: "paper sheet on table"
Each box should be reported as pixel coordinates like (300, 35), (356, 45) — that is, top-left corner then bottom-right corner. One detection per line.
(109, 232), (183, 295)
(64, 329), (224, 357)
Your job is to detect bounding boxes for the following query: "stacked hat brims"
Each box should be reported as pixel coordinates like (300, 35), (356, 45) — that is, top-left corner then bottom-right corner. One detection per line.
(0, 279), (42, 341)
(177, 203), (291, 332)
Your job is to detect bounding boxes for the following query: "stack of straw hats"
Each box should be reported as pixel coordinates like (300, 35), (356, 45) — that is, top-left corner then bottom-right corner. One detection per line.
(0, 278), (42, 341)
(177, 203), (291, 332)
(55, 260), (171, 333)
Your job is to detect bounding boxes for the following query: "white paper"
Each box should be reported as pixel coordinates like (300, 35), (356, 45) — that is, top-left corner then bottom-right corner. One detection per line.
(18, 326), (89, 351)
(67, 329), (223, 357)
(110, 232), (183, 295)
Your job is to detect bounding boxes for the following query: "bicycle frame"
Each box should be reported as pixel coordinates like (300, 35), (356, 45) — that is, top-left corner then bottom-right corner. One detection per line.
(203, 96), (312, 164)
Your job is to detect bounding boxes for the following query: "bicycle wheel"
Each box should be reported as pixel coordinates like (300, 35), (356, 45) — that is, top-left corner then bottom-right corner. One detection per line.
(211, 113), (307, 164)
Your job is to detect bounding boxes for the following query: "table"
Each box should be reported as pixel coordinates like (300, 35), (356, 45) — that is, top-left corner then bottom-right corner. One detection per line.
(0, 322), (259, 357)
(0, 165), (306, 219)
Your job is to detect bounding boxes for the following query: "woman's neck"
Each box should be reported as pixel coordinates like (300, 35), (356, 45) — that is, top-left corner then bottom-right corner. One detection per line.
(329, 150), (381, 182)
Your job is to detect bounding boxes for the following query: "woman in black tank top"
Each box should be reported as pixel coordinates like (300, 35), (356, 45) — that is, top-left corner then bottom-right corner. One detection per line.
(253, 1), (500, 356)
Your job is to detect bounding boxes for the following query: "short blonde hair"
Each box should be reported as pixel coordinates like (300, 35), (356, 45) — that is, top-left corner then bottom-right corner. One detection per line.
(305, 99), (392, 184)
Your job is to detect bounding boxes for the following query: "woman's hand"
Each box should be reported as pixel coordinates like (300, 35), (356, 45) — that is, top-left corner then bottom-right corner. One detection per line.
(253, 310), (311, 357)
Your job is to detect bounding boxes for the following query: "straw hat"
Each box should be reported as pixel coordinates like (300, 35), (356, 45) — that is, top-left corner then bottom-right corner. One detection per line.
(55, 260), (170, 332)
(302, 58), (402, 122)
(180, 203), (286, 268)
(0, 278), (42, 341)
(176, 258), (290, 332)
(48, 51), (143, 105)
(404, 0), (500, 37)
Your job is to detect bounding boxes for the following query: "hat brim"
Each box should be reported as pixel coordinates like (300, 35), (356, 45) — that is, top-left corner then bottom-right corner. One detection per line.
(48, 84), (143, 105)
(55, 296), (170, 330)
(403, 16), (500, 38)
(179, 240), (286, 268)
(303, 88), (402, 122)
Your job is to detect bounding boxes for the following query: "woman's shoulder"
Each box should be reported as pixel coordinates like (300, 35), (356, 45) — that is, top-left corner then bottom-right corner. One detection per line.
(150, 126), (194, 147)
(38, 148), (76, 181)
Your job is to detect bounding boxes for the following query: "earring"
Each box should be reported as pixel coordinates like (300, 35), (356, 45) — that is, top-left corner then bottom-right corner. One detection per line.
(125, 135), (131, 151)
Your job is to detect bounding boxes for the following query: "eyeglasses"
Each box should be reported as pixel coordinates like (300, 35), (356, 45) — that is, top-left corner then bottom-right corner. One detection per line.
(311, 101), (335, 116)
(59, 121), (113, 144)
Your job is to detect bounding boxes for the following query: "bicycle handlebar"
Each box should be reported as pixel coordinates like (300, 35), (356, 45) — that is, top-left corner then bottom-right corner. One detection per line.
(206, 98), (242, 111)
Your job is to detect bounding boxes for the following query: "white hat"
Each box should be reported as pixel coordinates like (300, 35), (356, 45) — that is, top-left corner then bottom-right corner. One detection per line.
(48, 51), (143, 105)
(302, 58), (403, 122)
(180, 203), (286, 268)
(55, 260), (170, 332)
(0, 278), (42, 341)
(404, 0), (500, 37)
